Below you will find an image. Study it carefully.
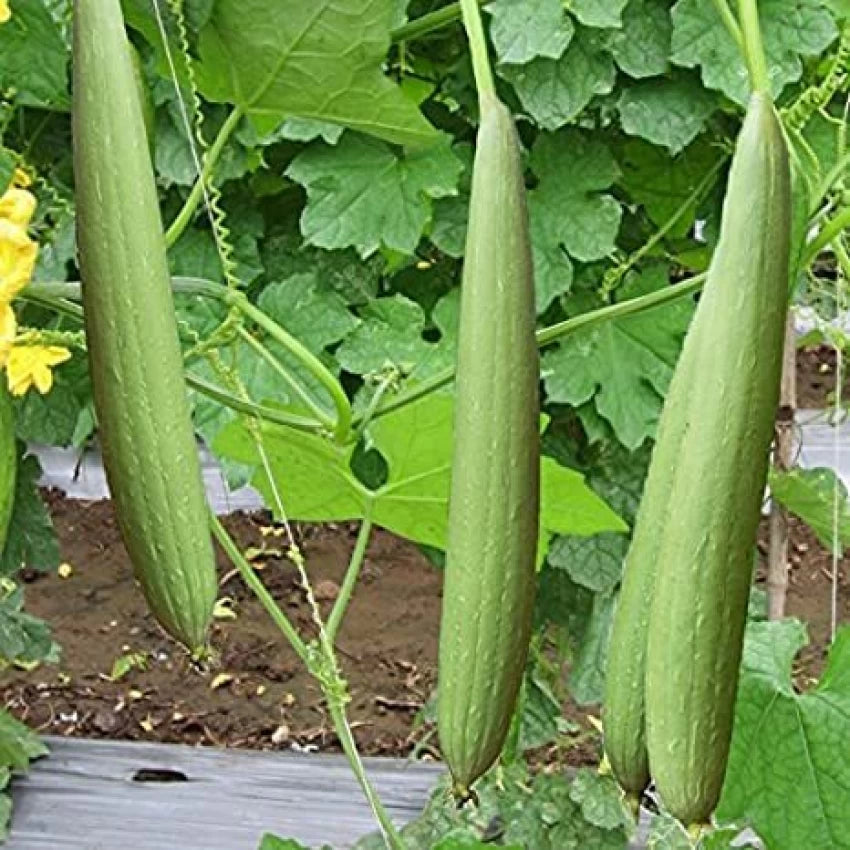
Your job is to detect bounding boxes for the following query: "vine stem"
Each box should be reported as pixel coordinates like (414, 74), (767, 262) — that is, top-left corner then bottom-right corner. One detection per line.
(458, 0), (495, 101)
(390, 0), (486, 44)
(327, 509), (374, 644)
(711, 0), (744, 51)
(237, 326), (335, 429)
(328, 701), (406, 849)
(802, 205), (850, 267)
(225, 291), (352, 443)
(164, 106), (244, 249)
(209, 512), (310, 665)
(738, 0), (770, 93)
(352, 272), (707, 429)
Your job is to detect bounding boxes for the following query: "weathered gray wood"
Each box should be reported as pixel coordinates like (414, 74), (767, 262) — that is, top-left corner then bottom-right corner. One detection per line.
(5, 738), (657, 849)
(5, 737), (441, 849)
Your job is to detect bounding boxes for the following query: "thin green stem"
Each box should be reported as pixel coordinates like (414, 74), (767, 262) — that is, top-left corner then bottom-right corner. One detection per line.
(27, 276), (228, 302)
(459, 0), (495, 101)
(226, 291), (352, 443)
(711, 0), (744, 51)
(391, 0), (487, 43)
(352, 371), (399, 442)
(327, 702), (405, 850)
(802, 206), (850, 268)
(816, 150), (850, 210)
(185, 373), (326, 434)
(738, 0), (770, 93)
(326, 510), (374, 644)
(164, 106), (244, 249)
(237, 326), (335, 429)
(210, 512), (310, 666)
(352, 272), (708, 429)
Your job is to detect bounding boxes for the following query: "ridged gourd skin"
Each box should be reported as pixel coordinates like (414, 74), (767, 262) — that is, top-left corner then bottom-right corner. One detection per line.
(437, 93), (540, 795)
(72, 0), (217, 652)
(642, 94), (791, 826)
(0, 385), (17, 556)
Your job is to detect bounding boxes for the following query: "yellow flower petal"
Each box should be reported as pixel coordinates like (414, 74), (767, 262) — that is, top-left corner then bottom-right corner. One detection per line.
(0, 219), (37, 301)
(0, 188), (37, 228)
(12, 168), (31, 189)
(0, 303), (15, 368)
(6, 345), (70, 396)
(0, 1), (10, 24)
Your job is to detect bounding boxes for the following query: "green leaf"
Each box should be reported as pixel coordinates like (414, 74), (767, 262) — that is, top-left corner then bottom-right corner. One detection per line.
(0, 0), (69, 108)
(194, 0), (437, 147)
(258, 837), (311, 850)
(0, 709), (47, 772)
(646, 813), (694, 849)
(258, 273), (360, 355)
(500, 26), (616, 131)
(571, 0), (629, 28)
(717, 620), (850, 850)
(569, 769), (633, 831)
(0, 453), (60, 577)
(279, 118), (344, 145)
(670, 0), (838, 105)
(769, 466), (850, 550)
(529, 130), (622, 312)
(569, 590), (615, 705)
(618, 136), (723, 234)
(0, 589), (56, 665)
(610, 0), (672, 78)
(487, 0), (574, 64)
(618, 72), (717, 155)
(215, 394), (625, 556)
(547, 532), (628, 594)
(335, 295), (452, 380)
(542, 266), (693, 449)
(262, 235), (384, 307)
(287, 135), (462, 256)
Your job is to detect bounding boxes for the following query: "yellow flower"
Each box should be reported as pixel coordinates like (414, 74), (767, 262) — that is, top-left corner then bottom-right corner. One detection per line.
(0, 303), (15, 368)
(0, 0), (10, 24)
(0, 187), (37, 228)
(0, 219), (37, 301)
(6, 345), (71, 396)
(12, 168), (31, 189)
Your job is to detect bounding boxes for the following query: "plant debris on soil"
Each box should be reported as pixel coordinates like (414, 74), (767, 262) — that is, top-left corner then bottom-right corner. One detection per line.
(0, 345), (846, 764)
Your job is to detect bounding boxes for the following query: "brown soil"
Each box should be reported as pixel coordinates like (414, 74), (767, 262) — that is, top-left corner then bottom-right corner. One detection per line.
(2, 488), (846, 761)
(796, 345), (850, 409)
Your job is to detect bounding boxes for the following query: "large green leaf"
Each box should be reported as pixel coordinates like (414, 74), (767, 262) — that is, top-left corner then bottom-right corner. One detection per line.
(671, 0), (838, 105)
(717, 621), (850, 850)
(195, 0), (437, 147)
(0, 0), (68, 108)
(769, 466), (850, 550)
(214, 394), (625, 557)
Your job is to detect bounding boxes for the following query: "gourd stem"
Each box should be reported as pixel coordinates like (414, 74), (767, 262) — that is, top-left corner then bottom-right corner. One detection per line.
(227, 291), (352, 444)
(352, 272), (707, 429)
(209, 512), (311, 665)
(328, 701), (406, 849)
(459, 0), (495, 101)
(165, 106), (244, 248)
(326, 509), (374, 644)
(236, 326), (336, 429)
(738, 0), (770, 93)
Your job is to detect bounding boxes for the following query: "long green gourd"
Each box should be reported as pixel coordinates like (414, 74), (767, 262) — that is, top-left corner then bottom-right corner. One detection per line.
(606, 92), (790, 825)
(437, 92), (540, 796)
(644, 92), (790, 826)
(73, 0), (217, 652)
(0, 385), (16, 557)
